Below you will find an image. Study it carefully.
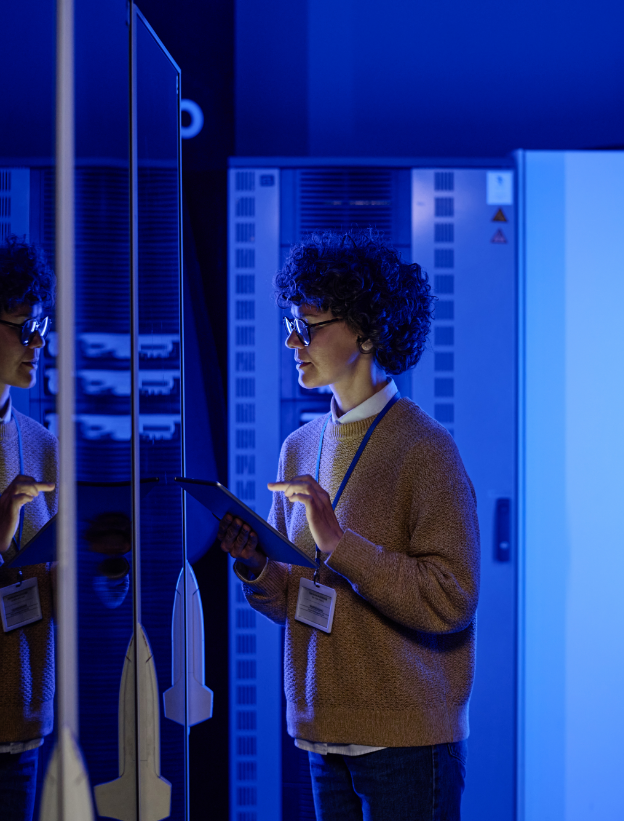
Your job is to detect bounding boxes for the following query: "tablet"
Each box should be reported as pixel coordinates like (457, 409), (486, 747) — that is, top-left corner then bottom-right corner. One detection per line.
(174, 477), (316, 569)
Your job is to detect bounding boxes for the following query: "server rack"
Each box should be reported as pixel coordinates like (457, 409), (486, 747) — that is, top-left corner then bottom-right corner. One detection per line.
(228, 158), (517, 821)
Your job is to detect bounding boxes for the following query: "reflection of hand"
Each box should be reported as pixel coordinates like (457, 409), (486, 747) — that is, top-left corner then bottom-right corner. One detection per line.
(84, 513), (132, 555)
(268, 474), (343, 555)
(0, 475), (55, 553)
(218, 514), (266, 575)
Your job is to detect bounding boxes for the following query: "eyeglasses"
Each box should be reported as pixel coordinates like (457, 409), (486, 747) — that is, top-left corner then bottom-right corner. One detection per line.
(0, 316), (51, 346)
(282, 316), (341, 347)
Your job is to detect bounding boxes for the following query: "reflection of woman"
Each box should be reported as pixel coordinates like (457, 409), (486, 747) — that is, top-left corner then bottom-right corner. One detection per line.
(0, 236), (57, 821)
(220, 231), (480, 820)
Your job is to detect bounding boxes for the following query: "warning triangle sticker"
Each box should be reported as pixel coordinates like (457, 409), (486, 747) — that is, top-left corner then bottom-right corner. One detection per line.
(492, 208), (507, 222)
(491, 229), (507, 244)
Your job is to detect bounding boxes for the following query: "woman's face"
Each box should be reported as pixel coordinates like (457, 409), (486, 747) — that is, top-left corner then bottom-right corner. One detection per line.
(285, 304), (367, 390)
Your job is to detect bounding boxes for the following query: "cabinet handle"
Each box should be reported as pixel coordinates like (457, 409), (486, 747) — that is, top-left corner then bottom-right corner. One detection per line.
(495, 498), (511, 562)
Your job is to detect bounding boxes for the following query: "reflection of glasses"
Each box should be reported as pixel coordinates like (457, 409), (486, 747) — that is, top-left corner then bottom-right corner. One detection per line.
(0, 316), (51, 346)
(282, 316), (341, 347)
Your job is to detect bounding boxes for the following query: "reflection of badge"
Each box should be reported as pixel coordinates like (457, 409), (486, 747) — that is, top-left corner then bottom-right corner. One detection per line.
(0, 577), (43, 632)
(295, 578), (336, 634)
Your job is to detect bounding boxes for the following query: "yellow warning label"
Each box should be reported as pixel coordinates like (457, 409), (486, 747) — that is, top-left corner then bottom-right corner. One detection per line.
(491, 229), (507, 244)
(492, 208), (507, 222)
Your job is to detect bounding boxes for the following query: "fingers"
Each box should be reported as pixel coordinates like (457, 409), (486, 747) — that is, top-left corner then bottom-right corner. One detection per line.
(35, 482), (56, 493)
(269, 477), (330, 507)
(218, 514), (258, 559)
(1, 485), (53, 520)
(268, 474), (317, 494)
(12, 494), (38, 507)
(284, 492), (316, 504)
(217, 513), (234, 543)
(5, 476), (55, 500)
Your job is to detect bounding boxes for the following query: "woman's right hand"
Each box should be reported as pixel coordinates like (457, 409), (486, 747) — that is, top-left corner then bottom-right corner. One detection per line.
(218, 513), (267, 576)
(0, 474), (56, 553)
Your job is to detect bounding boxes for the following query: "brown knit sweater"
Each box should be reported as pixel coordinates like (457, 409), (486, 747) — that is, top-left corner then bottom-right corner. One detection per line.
(0, 409), (58, 743)
(239, 397), (480, 748)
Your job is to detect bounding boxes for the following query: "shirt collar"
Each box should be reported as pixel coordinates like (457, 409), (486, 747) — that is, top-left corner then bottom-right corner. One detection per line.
(0, 396), (12, 425)
(331, 379), (398, 424)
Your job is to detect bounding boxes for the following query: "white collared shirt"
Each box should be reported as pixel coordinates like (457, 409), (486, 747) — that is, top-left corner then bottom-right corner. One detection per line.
(330, 379), (398, 425)
(0, 397), (12, 425)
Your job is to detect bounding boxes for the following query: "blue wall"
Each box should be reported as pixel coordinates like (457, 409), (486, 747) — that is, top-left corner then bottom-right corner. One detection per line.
(236, 0), (624, 157)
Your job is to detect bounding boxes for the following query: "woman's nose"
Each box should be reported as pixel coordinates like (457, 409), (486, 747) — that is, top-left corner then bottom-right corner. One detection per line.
(285, 329), (304, 349)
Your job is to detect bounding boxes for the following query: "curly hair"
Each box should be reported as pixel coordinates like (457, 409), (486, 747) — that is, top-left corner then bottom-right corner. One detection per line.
(274, 230), (434, 375)
(0, 234), (56, 314)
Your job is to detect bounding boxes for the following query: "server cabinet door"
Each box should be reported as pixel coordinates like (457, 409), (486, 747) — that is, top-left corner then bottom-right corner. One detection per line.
(135, 10), (186, 821)
(62, 5), (135, 819)
(227, 168), (283, 821)
(411, 167), (517, 821)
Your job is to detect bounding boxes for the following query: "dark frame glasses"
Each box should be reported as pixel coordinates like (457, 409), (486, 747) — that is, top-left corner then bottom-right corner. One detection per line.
(0, 316), (51, 346)
(282, 316), (341, 346)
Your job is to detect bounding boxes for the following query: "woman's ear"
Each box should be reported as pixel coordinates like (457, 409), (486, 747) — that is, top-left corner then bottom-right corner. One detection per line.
(361, 339), (374, 353)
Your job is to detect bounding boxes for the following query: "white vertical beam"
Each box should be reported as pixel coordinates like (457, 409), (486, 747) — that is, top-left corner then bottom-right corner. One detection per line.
(522, 151), (567, 821)
(52, 0), (95, 819)
(129, 4), (143, 817)
(514, 148), (527, 821)
(56, 0), (77, 752)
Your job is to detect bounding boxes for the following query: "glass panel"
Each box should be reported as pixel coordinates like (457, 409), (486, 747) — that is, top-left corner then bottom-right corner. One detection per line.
(136, 12), (185, 820)
(72, 4), (135, 819)
(1, 4), (59, 818)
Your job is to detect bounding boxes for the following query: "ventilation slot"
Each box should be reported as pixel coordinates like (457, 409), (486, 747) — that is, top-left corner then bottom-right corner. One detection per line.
(236, 223), (255, 242)
(434, 198), (454, 218)
(298, 169), (393, 237)
(434, 404), (455, 423)
(435, 378), (454, 397)
(434, 223), (454, 242)
(236, 249), (255, 268)
(434, 352), (454, 371)
(434, 172), (454, 191)
(434, 300), (454, 320)
(236, 326), (255, 345)
(434, 249), (454, 268)
(236, 198), (255, 217)
(434, 275), (454, 294)
(236, 172), (255, 192)
(236, 301), (255, 320)
(434, 326), (454, 345)
(236, 275), (255, 294)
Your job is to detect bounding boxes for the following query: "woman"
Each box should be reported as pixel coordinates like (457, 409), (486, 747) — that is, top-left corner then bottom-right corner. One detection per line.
(219, 230), (479, 821)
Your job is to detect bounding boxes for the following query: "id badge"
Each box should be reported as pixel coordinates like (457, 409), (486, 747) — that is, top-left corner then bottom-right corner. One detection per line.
(295, 577), (336, 634)
(0, 577), (43, 632)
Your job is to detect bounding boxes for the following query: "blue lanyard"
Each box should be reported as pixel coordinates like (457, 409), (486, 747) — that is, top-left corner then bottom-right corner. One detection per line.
(312, 391), (401, 583)
(11, 411), (25, 551)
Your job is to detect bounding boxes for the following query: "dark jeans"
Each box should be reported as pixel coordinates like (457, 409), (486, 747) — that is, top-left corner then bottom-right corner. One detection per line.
(309, 741), (467, 821)
(0, 747), (39, 821)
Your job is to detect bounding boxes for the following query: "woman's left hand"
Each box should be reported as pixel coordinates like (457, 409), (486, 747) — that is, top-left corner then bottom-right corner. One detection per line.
(268, 474), (343, 555)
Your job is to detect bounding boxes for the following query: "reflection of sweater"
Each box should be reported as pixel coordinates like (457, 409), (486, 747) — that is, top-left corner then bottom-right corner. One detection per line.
(239, 398), (480, 748)
(0, 410), (58, 743)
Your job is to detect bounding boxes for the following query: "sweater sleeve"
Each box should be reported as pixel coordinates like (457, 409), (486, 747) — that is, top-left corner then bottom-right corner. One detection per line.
(326, 435), (480, 634)
(234, 445), (291, 625)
